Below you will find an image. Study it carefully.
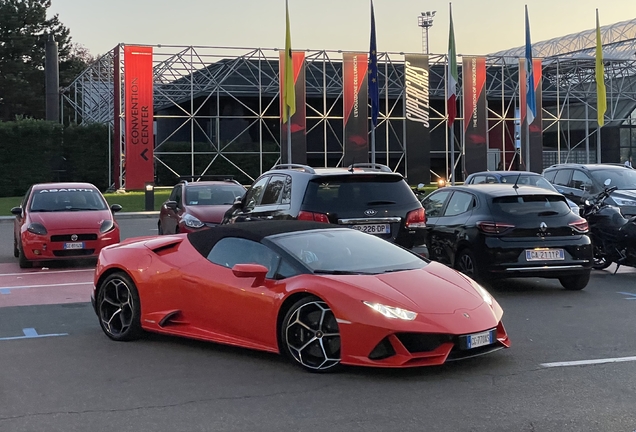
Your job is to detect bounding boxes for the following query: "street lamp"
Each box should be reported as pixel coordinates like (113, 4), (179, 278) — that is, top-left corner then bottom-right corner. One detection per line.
(418, 11), (436, 54)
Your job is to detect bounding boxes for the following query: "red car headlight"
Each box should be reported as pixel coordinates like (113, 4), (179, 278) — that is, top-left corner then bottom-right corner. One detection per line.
(27, 223), (47, 235)
(100, 220), (115, 233)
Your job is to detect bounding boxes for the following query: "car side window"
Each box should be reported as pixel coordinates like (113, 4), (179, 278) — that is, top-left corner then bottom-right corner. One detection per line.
(543, 170), (557, 183)
(281, 175), (292, 205)
(443, 191), (474, 217)
(243, 176), (269, 211)
(22, 187), (32, 210)
(207, 237), (281, 279)
(553, 169), (572, 187)
(421, 190), (451, 217)
(470, 175), (486, 184)
(260, 175), (288, 206)
(569, 170), (595, 193)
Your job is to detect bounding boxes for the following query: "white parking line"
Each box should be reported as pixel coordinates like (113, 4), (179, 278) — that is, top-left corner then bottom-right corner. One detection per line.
(2, 282), (93, 290)
(541, 356), (636, 368)
(0, 269), (94, 277)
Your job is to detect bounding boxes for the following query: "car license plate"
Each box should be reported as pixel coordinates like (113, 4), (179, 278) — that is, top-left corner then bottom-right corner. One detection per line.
(525, 249), (565, 261)
(462, 329), (495, 350)
(350, 224), (390, 234)
(64, 242), (84, 250)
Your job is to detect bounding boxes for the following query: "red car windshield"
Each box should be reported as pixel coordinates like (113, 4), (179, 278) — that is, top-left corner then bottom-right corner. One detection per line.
(185, 185), (245, 206)
(30, 189), (108, 212)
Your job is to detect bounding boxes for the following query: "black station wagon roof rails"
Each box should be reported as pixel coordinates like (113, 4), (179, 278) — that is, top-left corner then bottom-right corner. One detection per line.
(347, 163), (393, 173)
(272, 164), (316, 174)
(177, 175), (237, 183)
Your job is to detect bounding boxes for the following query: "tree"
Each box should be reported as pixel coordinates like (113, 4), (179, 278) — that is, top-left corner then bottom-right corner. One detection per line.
(0, 0), (90, 121)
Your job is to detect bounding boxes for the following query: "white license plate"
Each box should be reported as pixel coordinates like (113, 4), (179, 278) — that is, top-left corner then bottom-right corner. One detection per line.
(351, 224), (390, 234)
(466, 330), (494, 349)
(525, 249), (565, 261)
(64, 242), (84, 250)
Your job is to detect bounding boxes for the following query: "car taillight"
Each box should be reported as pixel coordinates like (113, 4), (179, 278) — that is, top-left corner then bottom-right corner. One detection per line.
(405, 208), (426, 228)
(569, 218), (589, 233)
(298, 211), (330, 223)
(476, 221), (515, 234)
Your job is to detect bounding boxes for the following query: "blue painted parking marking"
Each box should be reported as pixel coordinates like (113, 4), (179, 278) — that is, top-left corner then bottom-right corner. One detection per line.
(0, 327), (68, 341)
(618, 292), (636, 300)
(0, 288), (10, 294)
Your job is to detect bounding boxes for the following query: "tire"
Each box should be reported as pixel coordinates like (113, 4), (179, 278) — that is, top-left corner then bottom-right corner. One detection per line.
(13, 237), (19, 258)
(18, 242), (32, 269)
(455, 248), (483, 281)
(96, 272), (143, 341)
(559, 272), (591, 291)
(280, 296), (341, 372)
(157, 222), (163, 235)
(592, 256), (612, 270)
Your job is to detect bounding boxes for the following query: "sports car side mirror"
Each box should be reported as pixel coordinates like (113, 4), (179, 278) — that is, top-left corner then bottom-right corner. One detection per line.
(232, 263), (268, 286)
(10, 206), (22, 216)
(110, 204), (122, 213)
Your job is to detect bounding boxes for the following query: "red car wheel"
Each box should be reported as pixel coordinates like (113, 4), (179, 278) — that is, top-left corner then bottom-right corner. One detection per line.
(97, 272), (143, 341)
(281, 296), (341, 372)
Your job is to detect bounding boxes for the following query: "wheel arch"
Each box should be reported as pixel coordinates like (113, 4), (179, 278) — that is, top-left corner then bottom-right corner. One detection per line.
(452, 240), (474, 268)
(95, 267), (139, 302)
(275, 291), (323, 353)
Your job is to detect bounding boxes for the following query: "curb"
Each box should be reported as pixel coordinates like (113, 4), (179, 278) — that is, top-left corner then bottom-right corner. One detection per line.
(0, 212), (159, 224)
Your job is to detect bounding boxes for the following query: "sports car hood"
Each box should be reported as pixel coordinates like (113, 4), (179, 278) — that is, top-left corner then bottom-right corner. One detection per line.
(324, 261), (485, 314)
(29, 210), (113, 230)
(186, 206), (231, 224)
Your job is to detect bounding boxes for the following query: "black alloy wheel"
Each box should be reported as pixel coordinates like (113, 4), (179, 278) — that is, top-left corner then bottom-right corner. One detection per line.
(97, 272), (143, 341)
(13, 237), (19, 258)
(157, 222), (163, 235)
(559, 272), (591, 291)
(280, 296), (341, 372)
(455, 249), (481, 281)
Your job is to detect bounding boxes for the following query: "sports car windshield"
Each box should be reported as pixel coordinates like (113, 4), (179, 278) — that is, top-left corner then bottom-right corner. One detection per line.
(270, 229), (426, 274)
(30, 189), (108, 212)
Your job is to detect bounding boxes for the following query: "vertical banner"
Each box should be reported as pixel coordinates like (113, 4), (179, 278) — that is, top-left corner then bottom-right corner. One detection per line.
(404, 54), (431, 184)
(343, 52), (369, 166)
(519, 58), (543, 173)
(462, 56), (488, 175)
(124, 46), (154, 190)
(113, 49), (121, 189)
(279, 51), (307, 164)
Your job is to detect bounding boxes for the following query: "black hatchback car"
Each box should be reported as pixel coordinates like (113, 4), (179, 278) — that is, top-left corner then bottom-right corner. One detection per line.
(542, 163), (636, 217)
(421, 184), (593, 290)
(223, 163), (428, 255)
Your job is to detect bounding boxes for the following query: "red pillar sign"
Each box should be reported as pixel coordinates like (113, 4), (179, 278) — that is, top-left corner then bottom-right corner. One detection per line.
(124, 46), (154, 190)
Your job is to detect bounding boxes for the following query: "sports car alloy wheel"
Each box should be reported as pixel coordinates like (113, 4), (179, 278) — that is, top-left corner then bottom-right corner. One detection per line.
(282, 297), (341, 372)
(97, 273), (142, 341)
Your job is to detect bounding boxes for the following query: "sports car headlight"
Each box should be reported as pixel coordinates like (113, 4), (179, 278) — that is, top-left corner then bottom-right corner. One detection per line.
(363, 301), (417, 320)
(469, 280), (493, 306)
(183, 214), (205, 228)
(27, 223), (47, 235)
(613, 197), (636, 207)
(100, 220), (115, 233)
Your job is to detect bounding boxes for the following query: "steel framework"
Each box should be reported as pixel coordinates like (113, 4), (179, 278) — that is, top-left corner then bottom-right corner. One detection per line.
(61, 18), (636, 186)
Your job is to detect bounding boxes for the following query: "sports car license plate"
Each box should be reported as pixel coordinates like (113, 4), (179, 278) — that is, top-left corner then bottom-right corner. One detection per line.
(525, 249), (565, 261)
(461, 329), (495, 350)
(64, 242), (84, 250)
(350, 224), (390, 234)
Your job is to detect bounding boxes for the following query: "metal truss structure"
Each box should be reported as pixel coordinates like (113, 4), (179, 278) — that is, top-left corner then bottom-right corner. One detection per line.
(61, 17), (636, 185)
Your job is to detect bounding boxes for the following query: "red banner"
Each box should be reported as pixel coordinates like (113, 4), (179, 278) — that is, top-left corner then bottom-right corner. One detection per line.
(343, 53), (369, 166)
(124, 46), (154, 190)
(279, 51), (306, 164)
(462, 56), (488, 175)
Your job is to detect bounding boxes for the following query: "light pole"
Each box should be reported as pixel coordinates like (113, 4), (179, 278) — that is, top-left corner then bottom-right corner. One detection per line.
(418, 11), (436, 54)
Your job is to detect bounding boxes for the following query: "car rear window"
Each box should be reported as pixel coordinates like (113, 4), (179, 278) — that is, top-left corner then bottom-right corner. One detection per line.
(302, 175), (418, 213)
(491, 195), (571, 216)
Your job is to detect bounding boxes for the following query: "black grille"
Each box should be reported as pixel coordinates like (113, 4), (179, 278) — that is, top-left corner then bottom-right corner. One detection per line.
(368, 337), (396, 360)
(395, 333), (453, 353)
(51, 234), (98, 242)
(52, 249), (95, 257)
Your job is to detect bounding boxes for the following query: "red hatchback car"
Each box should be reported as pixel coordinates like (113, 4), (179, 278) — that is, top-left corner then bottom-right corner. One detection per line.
(11, 182), (122, 268)
(158, 179), (246, 235)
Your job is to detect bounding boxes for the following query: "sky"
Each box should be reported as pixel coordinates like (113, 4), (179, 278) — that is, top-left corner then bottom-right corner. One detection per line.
(48, 0), (635, 58)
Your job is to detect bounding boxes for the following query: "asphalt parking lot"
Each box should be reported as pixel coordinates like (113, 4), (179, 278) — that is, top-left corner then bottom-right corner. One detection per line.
(1, 216), (636, 432)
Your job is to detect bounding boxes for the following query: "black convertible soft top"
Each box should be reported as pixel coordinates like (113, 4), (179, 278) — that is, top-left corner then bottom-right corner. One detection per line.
(187, 220), (340, 258)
